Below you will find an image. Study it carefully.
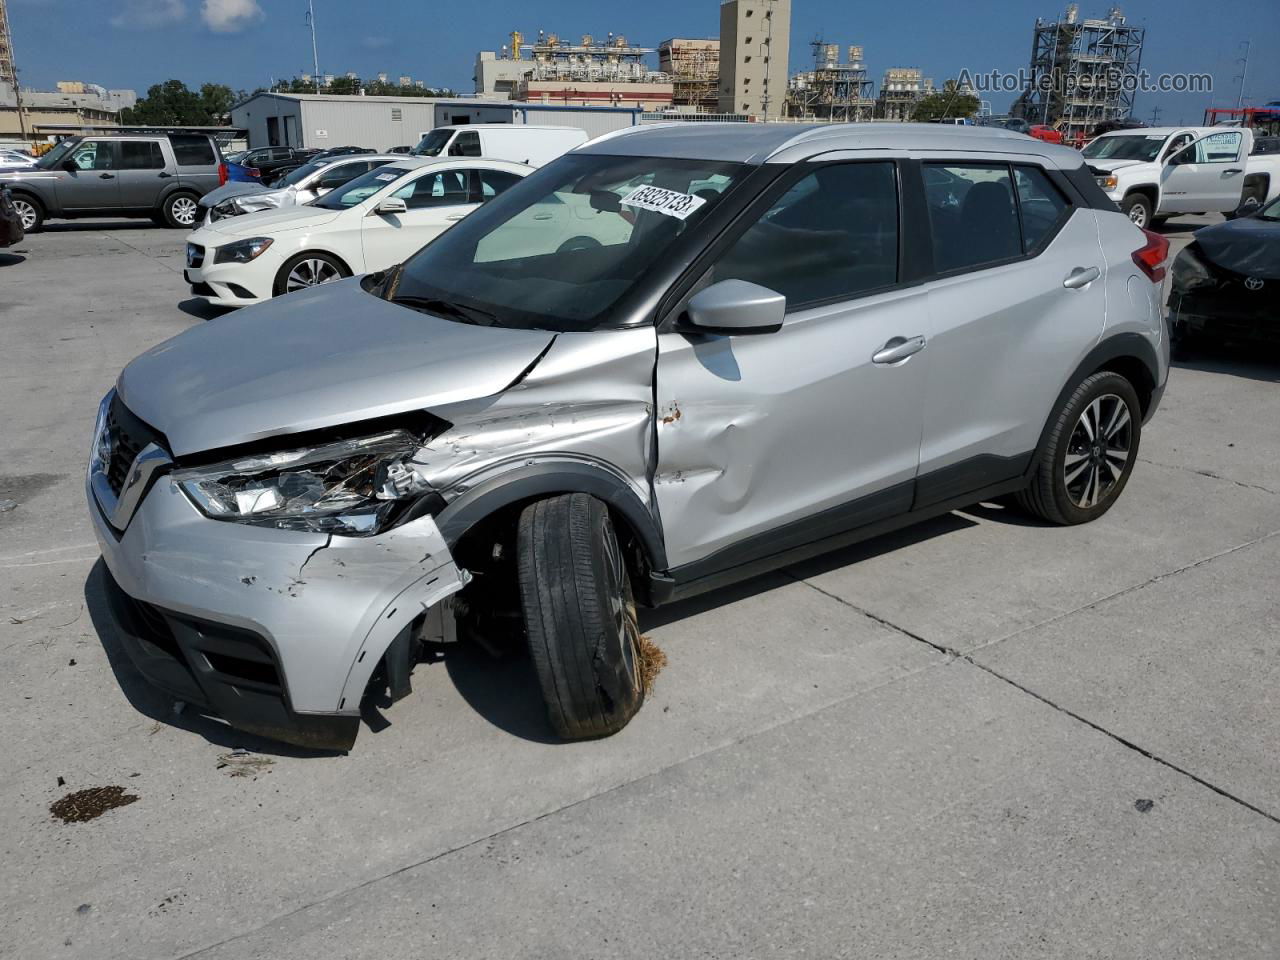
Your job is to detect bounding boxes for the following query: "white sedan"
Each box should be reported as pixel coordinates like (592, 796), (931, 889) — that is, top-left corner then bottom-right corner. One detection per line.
(182, 157), (532, 307)
(0, 149), (35, 170)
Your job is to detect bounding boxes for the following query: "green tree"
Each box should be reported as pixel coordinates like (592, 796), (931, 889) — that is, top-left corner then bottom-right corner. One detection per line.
(326, 76), (361, 96)
(909, 80), (980, 123)
(120, 79), (238, 126)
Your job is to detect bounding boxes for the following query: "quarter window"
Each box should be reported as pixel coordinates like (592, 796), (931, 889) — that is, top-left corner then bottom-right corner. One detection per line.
(711, 162), (899, 308)
(394, 169), (471, 208)
(1014, 165), (1070, 252)
(120, 141), (165, 170)
(475, 169), (523, 200)
(170, 135), (215, 166)
(924, 163), (1021, 272)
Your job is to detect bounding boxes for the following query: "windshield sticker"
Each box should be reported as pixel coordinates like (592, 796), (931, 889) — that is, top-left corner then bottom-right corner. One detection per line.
(620, 185), (707, 220)
(1146, 135), (1165, 139)
(375, 172), (398, 182)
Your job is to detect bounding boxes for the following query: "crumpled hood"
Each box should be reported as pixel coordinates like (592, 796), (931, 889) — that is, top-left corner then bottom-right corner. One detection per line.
(1085, 159), (1146, 174)
(1192, 216), (1280, 280)
(117, 279), (556, 457)
(199, 181), (286, 209)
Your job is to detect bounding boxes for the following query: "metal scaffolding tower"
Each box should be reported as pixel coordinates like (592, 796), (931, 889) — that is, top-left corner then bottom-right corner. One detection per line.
(785, 40), (875, 122)
(0, 0), (17, 91)
(1014, 4), (1144, 141)
(659, 38), (719, 112)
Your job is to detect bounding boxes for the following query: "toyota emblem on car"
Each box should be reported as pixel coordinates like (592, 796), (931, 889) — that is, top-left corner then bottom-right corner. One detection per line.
(1244, 276), (1265, 291)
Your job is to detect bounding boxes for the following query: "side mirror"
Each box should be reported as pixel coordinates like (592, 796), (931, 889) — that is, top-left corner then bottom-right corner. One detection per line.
(61, 159), (78, 173)
(375, 197), (407, 215)
(682, 279), (786, 335)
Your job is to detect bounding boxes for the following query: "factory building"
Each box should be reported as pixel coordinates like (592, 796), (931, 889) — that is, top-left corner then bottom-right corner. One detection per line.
(718, 0), (791, 118)
(1013, 3), (1145, 141)
(659, 38), (720, 113)
(0, 79), (136, 141)
(786, 41), (874, 122)
(875, 68), (934, 121)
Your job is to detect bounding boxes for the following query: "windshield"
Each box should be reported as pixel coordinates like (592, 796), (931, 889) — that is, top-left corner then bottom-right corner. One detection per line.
(1082, 134), (1166, 162)
(412, 130), (453, 157)
(391, 153), (745, 332)
(312, 164), (414, 209)
(283, 159), (332, 186)
(34, 139), (78, 170)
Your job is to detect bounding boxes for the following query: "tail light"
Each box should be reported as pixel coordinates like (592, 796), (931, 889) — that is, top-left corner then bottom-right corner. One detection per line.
(217, 162), (229, 186)
(250, 168), (261, 178)
(1131, 228), (1169, 284)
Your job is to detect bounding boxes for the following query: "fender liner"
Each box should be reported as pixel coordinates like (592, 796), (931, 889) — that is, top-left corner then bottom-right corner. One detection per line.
(435, 460), (668, 574)
(1028, 332), (1162, 478)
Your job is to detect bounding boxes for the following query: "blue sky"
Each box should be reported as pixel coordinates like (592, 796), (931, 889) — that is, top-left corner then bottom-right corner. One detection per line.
(9, 0), (1279, 121)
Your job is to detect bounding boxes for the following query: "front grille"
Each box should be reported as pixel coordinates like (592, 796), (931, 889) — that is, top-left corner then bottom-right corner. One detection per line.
(104, 394), (166, 496)
(186, 242), (205, 268)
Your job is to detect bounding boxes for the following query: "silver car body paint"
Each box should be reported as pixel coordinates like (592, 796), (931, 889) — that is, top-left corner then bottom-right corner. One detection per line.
(89, 123), (1168, 745)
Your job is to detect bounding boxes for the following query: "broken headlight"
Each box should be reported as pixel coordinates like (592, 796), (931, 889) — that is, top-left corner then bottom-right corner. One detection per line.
(1170, 246), (1214, 292)
(174, 430), (435, 536)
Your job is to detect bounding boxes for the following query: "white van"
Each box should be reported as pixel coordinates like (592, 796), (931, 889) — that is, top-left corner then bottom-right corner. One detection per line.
(411, 125), (589, 167)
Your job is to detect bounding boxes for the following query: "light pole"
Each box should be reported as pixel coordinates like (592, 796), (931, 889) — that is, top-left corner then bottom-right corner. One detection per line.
(307, 0), (321, 93)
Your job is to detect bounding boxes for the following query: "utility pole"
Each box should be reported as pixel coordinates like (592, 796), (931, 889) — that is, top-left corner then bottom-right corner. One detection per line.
(1149, 105), (1161, 126)
(1233, 39), (1249, 112)
(307, 0), (321, 93)
(0, 0), (28, 143)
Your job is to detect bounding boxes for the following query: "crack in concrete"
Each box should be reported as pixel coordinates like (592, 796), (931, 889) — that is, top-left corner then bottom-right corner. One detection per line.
(103, 231), (184, 275)
(787, 555), (1280, 830)
(1139, 456), (1279, 496)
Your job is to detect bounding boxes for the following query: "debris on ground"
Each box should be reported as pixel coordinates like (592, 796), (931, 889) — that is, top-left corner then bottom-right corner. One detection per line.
(50, 786), (139, 823)
(56, 776), (65, 787)
(636, 633), (668, 693)
(216, 749), (275, 778)
(1134, 798), (1155, 813)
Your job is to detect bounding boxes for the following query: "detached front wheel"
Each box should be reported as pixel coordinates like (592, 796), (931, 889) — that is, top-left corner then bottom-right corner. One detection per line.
(517, 493), (644, 740)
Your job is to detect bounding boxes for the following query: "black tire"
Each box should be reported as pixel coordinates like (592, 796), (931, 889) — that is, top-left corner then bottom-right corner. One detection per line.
(272, 252), (349, 297)
(517, 493), (644, 740)
(10, 192), (44, 232)
(1015, 372), (1142, 526)
(161, 191), (200, 229)
(1120, 194), (1153, 229)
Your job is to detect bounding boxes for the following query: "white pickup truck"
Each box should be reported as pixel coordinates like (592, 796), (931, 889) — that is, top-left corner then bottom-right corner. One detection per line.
(1082, 126), (1280, 228)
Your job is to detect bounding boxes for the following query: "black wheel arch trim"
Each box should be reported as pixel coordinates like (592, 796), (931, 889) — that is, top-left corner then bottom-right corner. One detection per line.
(1030, 333), (1160, 476)
(435, 460), (668, 576)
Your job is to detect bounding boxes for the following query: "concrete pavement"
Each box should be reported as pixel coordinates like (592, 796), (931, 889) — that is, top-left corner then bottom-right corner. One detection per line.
(1, 214), (1277, 959)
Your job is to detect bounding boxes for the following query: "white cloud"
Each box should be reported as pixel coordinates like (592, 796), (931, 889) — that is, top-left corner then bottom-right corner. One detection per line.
(201, 0), (262, 32)
(110, 0), (186, 29)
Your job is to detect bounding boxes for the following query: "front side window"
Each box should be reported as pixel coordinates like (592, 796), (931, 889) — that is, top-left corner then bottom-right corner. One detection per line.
(1189, 131), (1242, 164)
(449, 131), (482, 157)
(170, 134), (215, 166)
(392, 153), (745, 332)
(925, 163), (1021, 272)
(392, 169), (471, 208)
(711, 162), (899, 308)
(70, 140), (115, 171)
(312, 165), (416, 208)
(120, 141), (165, 170)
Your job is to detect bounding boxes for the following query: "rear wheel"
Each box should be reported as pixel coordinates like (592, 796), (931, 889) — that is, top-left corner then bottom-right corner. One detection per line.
(272, 252), (348, 296)
(1016, 372), (1142, 525)
(517, 493), (644, 740)
(161, 191), (200, 229)
(1120, 194), (1152, 229)
(10, 193), (43, 232)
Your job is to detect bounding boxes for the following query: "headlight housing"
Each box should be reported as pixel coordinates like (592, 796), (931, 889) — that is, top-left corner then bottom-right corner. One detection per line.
(173, 430), (437, 536)
(1170, 246), (1214, 292)
(1095, 174), (1118, 191)
(214, 236), (274, 264)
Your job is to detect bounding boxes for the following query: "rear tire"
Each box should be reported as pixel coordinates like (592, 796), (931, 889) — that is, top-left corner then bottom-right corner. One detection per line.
(1015, 372), (1142, 526)
(161, 191), (200, 229)
(1120, 194), (1152, 229)
(517, 493), (644, 740)
(10, 193), (43, 232)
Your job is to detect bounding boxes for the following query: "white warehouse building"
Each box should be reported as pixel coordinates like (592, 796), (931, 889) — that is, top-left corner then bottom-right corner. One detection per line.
(230, 92), (647, 151)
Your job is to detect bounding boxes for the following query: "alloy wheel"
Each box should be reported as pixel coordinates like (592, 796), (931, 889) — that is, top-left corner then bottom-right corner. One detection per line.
(1127, 204), (1147, 228)
(1063, 393), (1132, 509)
(12, 197), (37, 230)
(171, 196), (198, 226)
(601, 516), (642, 695)
(285, 258), (341, 292)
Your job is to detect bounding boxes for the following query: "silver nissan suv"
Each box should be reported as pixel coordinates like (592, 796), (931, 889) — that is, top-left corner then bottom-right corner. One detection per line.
(87, 124), (1169, 750)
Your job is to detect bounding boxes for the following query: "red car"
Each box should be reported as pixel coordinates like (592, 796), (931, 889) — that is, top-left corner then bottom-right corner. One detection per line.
(1029, 125), (1065, 145)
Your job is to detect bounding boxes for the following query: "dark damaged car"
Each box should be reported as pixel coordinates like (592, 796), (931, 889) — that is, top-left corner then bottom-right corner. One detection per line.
(87, 123), (1169, 750)
(1169, 194), (1280, 355)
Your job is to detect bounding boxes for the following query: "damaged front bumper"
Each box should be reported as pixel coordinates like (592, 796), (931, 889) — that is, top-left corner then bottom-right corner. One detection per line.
(88, 469), (466, 751)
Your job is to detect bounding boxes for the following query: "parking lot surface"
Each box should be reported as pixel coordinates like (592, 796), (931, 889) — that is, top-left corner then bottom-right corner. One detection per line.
(2, 216), (1278, 959)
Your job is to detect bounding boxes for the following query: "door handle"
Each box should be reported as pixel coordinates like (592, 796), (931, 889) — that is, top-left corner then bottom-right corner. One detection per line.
(157, 172), (173, 178)
(1063, 266), (1100, 289)
(98, 173), (115, 180)
(445, 213), (467, 221)
(1224, 168), (1243, 174)
(872, 335), (926, 365)
(533, 213), (553, 220)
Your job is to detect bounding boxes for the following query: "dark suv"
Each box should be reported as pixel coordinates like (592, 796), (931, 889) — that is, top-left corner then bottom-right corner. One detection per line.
(238, 146), (319, 182)
(0, 133), (226, 231)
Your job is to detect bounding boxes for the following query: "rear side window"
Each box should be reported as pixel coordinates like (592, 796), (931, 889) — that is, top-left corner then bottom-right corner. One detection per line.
(169, 135), (216, 166)
(1014, 165), (1070, 252)
(924, 164), (1021, 272)
(711, 161), (899, 309)
(448, 131), (482, 157)
(393, 170), (471, 208)
(475, 168), (522, 200)
(120, 141), (165, 170)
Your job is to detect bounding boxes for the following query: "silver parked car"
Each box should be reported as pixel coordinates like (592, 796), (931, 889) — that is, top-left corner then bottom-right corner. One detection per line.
(87, 124), (1169, 750)
(0, 133), (226, 231)
(197, 154), (402, 224)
